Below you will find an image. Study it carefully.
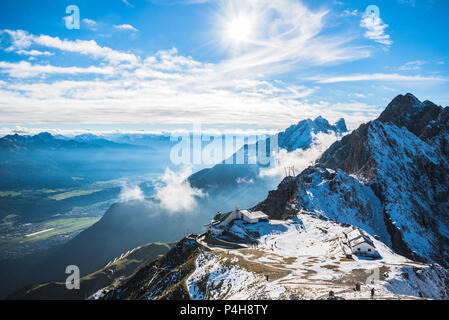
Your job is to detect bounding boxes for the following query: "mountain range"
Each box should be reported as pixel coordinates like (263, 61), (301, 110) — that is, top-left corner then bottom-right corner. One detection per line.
(96, 93), (449, 300)
(9, 93), (449, 300)
(5, 115), (347, 299)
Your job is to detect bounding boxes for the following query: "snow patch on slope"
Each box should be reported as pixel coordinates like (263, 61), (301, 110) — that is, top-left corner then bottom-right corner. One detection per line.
(190, 216), (449, 300)
(187, 254), (271, 300)
(294, 167), (390, 246)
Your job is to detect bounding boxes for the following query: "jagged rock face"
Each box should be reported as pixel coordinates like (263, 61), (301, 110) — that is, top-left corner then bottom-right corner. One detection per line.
(377, 93), (443, 138)
(313, 94), (449, 267)
(104, 237), (200, 300)
(419, 106), (449, 158)
(318, 122), (375, 177)
(376, 93), (449, 162)
(252, 176), (298, 220)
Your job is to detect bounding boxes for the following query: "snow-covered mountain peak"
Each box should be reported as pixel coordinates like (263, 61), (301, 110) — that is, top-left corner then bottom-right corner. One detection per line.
(390, 93), (423, 108)
(335, 118), (347, 132)
(377, 94), (446, 139)
(278, 116), (347, 152)
(312, 115), (330, 127)
(256, 94), (449, 269)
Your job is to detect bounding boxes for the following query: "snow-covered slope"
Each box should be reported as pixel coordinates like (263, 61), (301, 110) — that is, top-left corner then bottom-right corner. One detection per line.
(292, 167), (390, 246)
(102, 215), (449, 300)
(316, 94), (449, 267)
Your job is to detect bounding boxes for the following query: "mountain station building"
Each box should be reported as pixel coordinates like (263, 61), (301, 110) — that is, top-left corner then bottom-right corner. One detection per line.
(205, 209), (269, 235)
(345, 228), (378, 258)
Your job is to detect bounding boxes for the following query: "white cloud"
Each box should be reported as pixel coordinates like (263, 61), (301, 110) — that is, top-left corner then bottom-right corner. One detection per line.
(214, 0), (371, 76)
(82, 18), (97, 30)
(154, 167), (206, 213)
(0, 0), (382, 128)
(349, 93), (368, 99)
(259, 132), (341, 178)
(16, 49), (53, 56)
(0, 48), (373, 129)
(83, 18), (97, 25)
(397, 0), (435, 9)
(236, 177), (254, 184)
(0, 31), (375, 130)
(0, 61), (114, 78)
(2, 29), (33, 51)
(121, 0), (134, 7)
(119, 183), (145, 202)
(360, 12), (392, 46)
(311, 73), (446, 83)
(399, 60), (427, 71)
(341, 9), (359, 16)
(1, 29), (138, 65)
(145, 48), (201, 71)
(0, 125), (277, 138)
(1, 0), (433, 130)
(33, 34), (138, 65)
(114, 24), (138, 32)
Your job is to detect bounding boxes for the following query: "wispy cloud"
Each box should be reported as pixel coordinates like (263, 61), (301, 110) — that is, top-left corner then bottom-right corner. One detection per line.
(82, 18), (97, 30)
(114, 24), (138, 32)
(120, 0), (134, 8)
(1, 29), (138, 65)
(0, 61), (114, 77)
(0, 25), (393, 129)
(360, 12), (392, 46)
(214, 0), (371, 76)
(2, 29), (32, 51)
(16, 49), (52, 56)
(397, 0), (434, 7)
(310, 73), (445, 83)
(341, 9), (359, 17)
(1, 0), (444, 130)
(399, 60), (427, 71)
(82, 18), (96, 25)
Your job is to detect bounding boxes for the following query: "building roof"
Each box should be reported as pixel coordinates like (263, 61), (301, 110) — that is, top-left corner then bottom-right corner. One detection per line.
(241, 210), (268, 220)
(346, 229), (362, 241)
(212, 211), (232, 224)
(350, 235), (375, 248)
(345, 228), (375, 248)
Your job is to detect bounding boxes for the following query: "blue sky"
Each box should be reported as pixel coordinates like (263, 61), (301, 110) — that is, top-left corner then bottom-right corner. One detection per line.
(0, 0), (448, 134)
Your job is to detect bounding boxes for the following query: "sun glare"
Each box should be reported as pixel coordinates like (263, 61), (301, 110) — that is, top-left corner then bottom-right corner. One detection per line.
(226, 16), (253, 43)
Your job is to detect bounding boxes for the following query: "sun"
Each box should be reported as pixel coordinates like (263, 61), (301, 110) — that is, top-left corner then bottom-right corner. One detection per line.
(226, 15), (254, 43)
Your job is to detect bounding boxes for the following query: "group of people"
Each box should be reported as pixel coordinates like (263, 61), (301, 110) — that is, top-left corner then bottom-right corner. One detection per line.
(354, 283), (376, 298)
